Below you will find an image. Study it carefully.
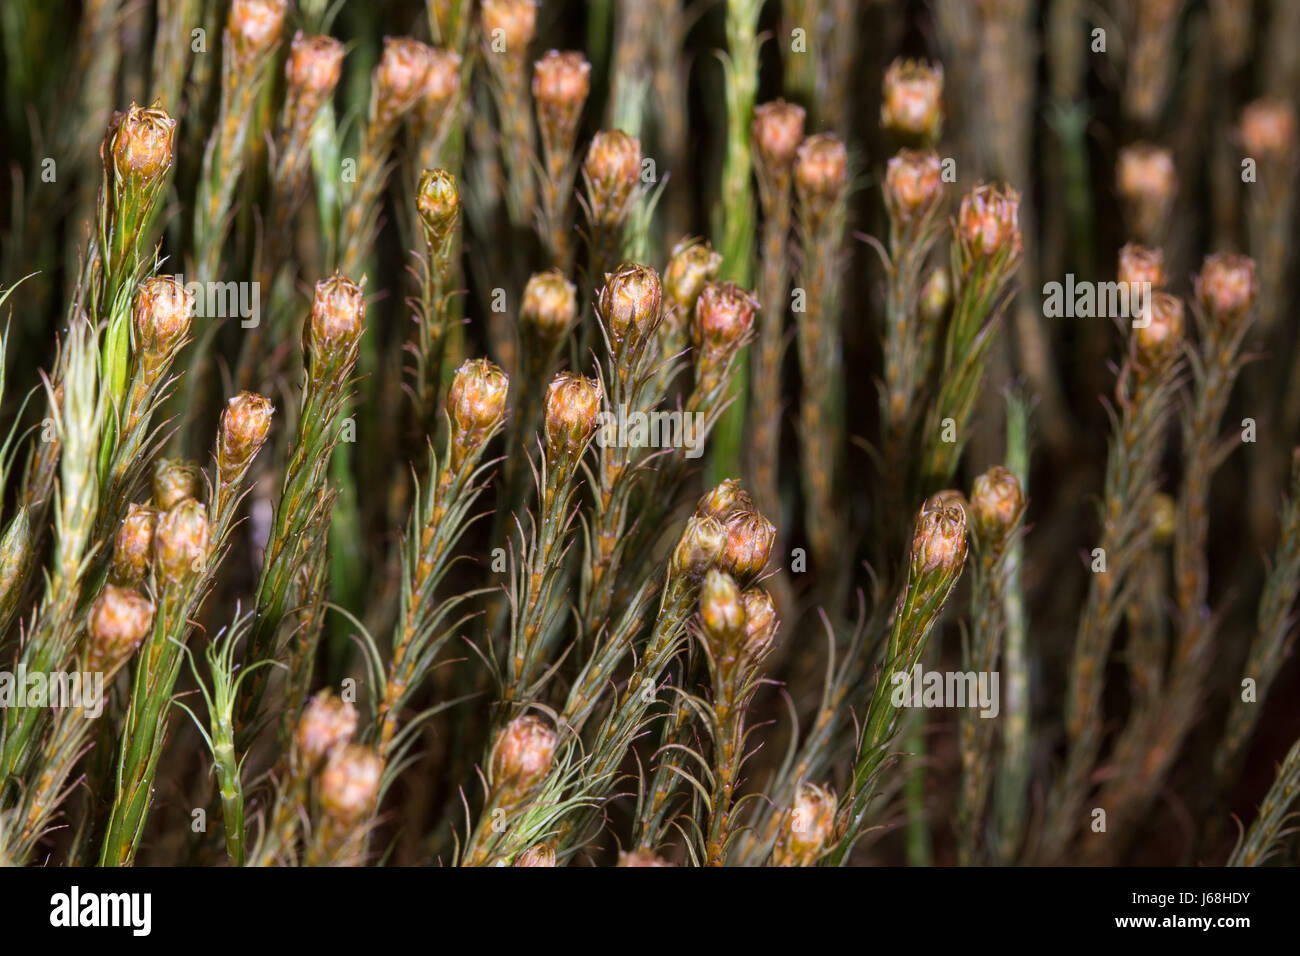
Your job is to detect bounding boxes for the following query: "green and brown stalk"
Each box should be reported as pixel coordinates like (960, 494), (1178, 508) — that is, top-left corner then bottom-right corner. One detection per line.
(532, 50), (590, 272)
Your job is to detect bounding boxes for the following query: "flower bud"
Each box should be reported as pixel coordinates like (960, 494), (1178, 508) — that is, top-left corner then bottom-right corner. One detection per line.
(599, 263), (662, 353)
(671, 514), (727, 581)
(543, 372), (602, 459)
(533, 50), (590, 151)
(154, 497), (210, 582)
(696, 479), (754, 522)
(522, 270), (578, 345)
(111, 503), (157, 587)
(152, 459), (200, 511)
(374, 37), (436, 128)
(583, 130), (641, 226)
(969, 466), (1025, 550)
(881, 58), (944, 143)
(481, 0), (538, 54)
(739, 587), (778, 658)
(752, 100), (806, 172)
(132, 276), (194, 362)
(309, 273), (366, 360)
(884, 149), (944, 223)
(721, 510), (776, 585)
(491, 715), (557, 790)
(1239, 97), (1298, 163)
(664, 239), (723, 314)
(416, 168), (461, 246)
(318, 743), (382, 825)
(692, 282), (758, 359)
(1194, 252), (1257, 329)
(105, 103), (177, 184)
(228, 0), (288, 64)
(1118, 242), (1165, 290)
(772, 782), (836, 866)
(286, 32), (345, 104)
(957, 183), (1022, 261)
(87, 585), (154, 673)
(1133, 292), (1184, 368)
(794, 134), (849, 210)
(618, 848), (674, 866)
(515, 844), (557, 867)
(911, 503), (968, 577)
(447, 359), (509, 461)
(699, 568), (745, 640)
(415, 48), (463, 118)
(296, 690), (359, 767)
(218, 391), (274, 474)
(924, 489), (967, 517)
(1116, 144), (1176, 242)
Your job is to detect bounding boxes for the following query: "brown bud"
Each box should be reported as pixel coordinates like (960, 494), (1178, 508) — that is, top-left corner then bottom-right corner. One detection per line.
(491, 715), (557, 790)
(87, 585), (154, 673)
(957, 183), (1022, 261)
(152, 459), (200, 511)
(105, 103), (177, 183)
(515, 844), (557, 867)
(752, 100), (806, 172)
(772, 782), (836, 866)
(969, 466), (1025, 549)
(132, 276), (194, 361)
(671, 514), (727, 580)
(1116, 144), (1176, 242)
(318, 743), (382, 825)
(218, 391), (274, 474)
(296, 690), (359, 766)
(693, 282), (758, 358)
(721, 510), (776, 585)
(1118, 243), (1165, 290)
(416, 48), (463, 116)
(1195, 252), (1257, 328)
(884, 149), (944, 223)
(111, 503), (157, 587)
(533, 50), (590, 152)
(286, 32), (345, 103)
(228, 0), (288, 63)
(154, 497), (210, 582)
(416, 168), (461, 246)
(794, 134), (849, 209)
(696, 479), (754, 522)
(374, 37), (435, 127)
(739, 587), (778, 658)
(543, 372), (602, 459)
(309, 273), (366, 360)
(911, 504), (968, 577)
(522, 270), (578, 345)
(618, 848), (674, 866)
(583, 130), (641, 226)
(1239, 97), (1298, 162)
(700, 568), (745, 640)
(481, 0), (538, 54)
(924, 489), (967, 517)
(1133, 292), (1185, 368)
(599, 263), (662, 353)
(664, 239), (723, 313)
(881, 58), (944, 142)
(447, 359), (509, 459)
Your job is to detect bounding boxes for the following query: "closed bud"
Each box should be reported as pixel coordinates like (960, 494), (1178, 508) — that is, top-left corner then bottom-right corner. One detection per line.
(286, 32), (345, 103)
(699, 568), (745, 640)
(881, 58), (944, 142)
(583, 130), (641, 226)
(543, 372), (602, 459)
(296, 690), (359, 766)
(1134, 292), (1184, 368)
(515, 844), (557, 867)
(772, 782), (836, 866)
(105, 103), (176, 184)
(1117, 144), (1176, 242)
(884, 149), (944, 223)
(671, 514), (727, 580)
(522, 270), (578, 345)
(969, 466), (1025, 549)
(228, 0), (288, 63)
(1239, 98), (1298, 163)
(132, 276), (194, 362)
(374, 37), (436, 127)
(491, 715), (557, 790)
(318, 743), (382, 825)
(911, 503), (967, 577)
(87, 585), (154, 673)
(152, 459), (200, 511)
(599, 263), (662, 353)
(696, 479), (753, 522)
(664, 239), (723, 313)
(739, 587), (778, 658)
(752, 100), (806, 171)
(218, 391), (274, 474)
(1195, 252), (1257, 328)
(416, 168), (461, 246)
(794, 134), (849, 209)
(309, 273), (366, 360)
(447, 359), (509, 460)
(416, 48), (463, 116)
(111, 503), (157, 586)
(957, 183), (1022, 261)
(721, 510), (776, 585)
(154, 497), (209, 582)
(1118, 243), (1165, 290)
(924, 489), (967, 516)
(618, 848), (674, 866)
(481, 0), (538, 53)
(533, 50), (590, 151)
(693, 282), (758, 358)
